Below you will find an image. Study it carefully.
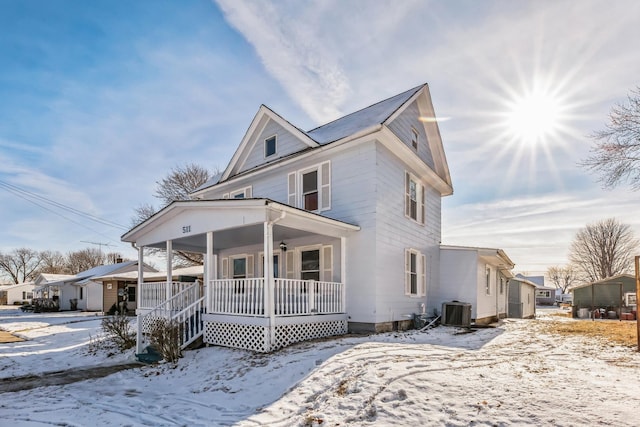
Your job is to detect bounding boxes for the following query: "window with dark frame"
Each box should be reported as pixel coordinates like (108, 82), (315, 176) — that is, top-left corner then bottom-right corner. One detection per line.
(302, 170), (319, 211)
(128, 286), (136, 302)
(301, 249), (320, 281)
(411, 127), (419, 149)
(265, 136), (277, 157)
(409, 252), (418, 295)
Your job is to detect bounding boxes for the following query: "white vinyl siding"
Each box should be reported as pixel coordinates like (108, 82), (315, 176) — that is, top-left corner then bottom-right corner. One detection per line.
(405, 248), (426, 297)
(224, 255), (254, 279)
(287, 161), (331, 212)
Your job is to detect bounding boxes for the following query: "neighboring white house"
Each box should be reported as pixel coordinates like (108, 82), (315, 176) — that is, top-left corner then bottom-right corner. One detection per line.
(123, 83), (458, 352)
(93, 266), (201, 313)
(34, 261), (151, 311)
(0, 282), (35, 305)
(507, 276), (537, 319)
(436, 245), (515, 324)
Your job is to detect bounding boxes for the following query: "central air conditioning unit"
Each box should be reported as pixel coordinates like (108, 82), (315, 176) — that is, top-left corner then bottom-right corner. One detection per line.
(441, 301), (472, 327)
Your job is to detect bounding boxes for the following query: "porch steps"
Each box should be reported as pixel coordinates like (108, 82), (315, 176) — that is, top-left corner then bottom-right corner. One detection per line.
(136, 283), (206, 355)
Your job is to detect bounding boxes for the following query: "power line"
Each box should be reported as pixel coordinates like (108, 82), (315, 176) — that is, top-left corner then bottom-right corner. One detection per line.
(0, 179), (128, 231)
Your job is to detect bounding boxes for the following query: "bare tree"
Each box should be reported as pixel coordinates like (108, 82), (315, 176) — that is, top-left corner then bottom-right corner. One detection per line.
(130, 163), (217, 267)
(66, 248), (106, 274)
(0, 248), (42, 284)
(131, 203), (157, 228)
(546, 265), (580, 293)
(105, 252), (127, 264)
(568, 218), (639, 283)
(154, 163), (212, 206)
(39, 250), (69, 274)
(582, 86), (640, 189)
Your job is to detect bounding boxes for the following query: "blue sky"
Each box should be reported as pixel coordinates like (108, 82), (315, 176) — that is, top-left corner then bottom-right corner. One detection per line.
(2, 0), (640, 275)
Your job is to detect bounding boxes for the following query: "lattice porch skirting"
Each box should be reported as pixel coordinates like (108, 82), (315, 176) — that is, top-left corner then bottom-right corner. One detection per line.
(203, 313), (348, 352)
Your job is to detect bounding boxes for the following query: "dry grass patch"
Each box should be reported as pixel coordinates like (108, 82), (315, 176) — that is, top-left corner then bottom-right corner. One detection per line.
(544, 319), (638, 347)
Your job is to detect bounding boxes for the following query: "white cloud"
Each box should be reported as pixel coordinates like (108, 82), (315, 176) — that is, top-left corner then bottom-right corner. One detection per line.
(214, 0), (352, 123)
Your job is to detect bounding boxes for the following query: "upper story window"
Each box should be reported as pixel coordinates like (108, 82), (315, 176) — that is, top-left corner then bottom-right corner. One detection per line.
(411, 127), (419, 150)
(404, 172), (425, 224)
(288, 161), (331, 213)
(302, 170), (318, 211)
(265, 135), (277, 158)
(223, 186), (252, 199)
(405, 248), (426, 297)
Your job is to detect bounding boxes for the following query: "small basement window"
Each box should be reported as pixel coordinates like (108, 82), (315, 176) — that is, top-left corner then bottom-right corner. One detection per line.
(265, 136), (277, 158)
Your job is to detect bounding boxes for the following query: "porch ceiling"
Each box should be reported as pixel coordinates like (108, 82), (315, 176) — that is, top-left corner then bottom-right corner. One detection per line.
(122, 198), (359, 252)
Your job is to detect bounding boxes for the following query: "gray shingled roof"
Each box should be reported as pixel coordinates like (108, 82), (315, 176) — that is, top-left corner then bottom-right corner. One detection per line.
(306, 84), (425, 144)
(193, 84), (426, 190)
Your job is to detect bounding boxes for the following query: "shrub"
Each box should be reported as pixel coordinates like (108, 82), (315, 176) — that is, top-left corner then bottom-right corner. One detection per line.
(148, 318), (183, 364)
(101, 312), (136, 351)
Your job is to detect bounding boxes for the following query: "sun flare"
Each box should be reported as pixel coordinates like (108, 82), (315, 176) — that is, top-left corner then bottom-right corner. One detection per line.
(504, 89), (563, 145)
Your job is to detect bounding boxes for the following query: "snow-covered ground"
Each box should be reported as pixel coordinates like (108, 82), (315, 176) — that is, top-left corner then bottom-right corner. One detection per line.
(0, 306), (639, 426)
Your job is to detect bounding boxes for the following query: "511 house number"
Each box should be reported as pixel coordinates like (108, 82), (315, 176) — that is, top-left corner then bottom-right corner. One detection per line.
(182, 225), (191, 234)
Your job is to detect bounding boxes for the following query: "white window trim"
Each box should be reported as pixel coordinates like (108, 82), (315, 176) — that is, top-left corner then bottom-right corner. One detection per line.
(288, 161), (331, 212)
(226, 186), (252, 199)
(264, 134), (277, 159)
(298, 245), (322, 281)
(223, 254), (254, 279)
(405, 248), (426, 297)
(404, 171), (425, 225)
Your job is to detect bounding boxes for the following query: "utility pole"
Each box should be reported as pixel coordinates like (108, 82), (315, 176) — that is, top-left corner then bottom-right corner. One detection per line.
(80, 241), (114, 254)
(635, 256), (640, 352)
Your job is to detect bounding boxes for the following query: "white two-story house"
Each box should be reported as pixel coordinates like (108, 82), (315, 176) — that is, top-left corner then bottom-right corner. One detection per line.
(122, 83), (453, 353)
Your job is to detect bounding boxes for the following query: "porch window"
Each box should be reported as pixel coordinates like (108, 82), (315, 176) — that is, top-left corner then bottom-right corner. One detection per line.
(288, 161), (331, 212)
(499, 277), (505, 295)
(265, 135), (277, 158)
(233, 258), (247, 279)
(79, 287), (84, 300)
(127, 286), (136, 302)
(301, 249), (320, 281)
(259, 253), (280, 278)
(485, 267), (491, 295)
(405, 172), (425, 224)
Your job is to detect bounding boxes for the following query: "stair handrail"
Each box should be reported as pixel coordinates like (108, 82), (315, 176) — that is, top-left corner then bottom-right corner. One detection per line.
(136, 282), (201, 353)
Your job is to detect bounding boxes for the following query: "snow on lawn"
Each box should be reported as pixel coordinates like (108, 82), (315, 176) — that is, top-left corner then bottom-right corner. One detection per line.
(0, 306), (639, 426)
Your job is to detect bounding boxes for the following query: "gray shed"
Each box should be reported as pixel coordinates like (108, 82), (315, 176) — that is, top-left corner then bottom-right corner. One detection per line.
(572, 274), (637, 318)
(508, 277), (537, 319)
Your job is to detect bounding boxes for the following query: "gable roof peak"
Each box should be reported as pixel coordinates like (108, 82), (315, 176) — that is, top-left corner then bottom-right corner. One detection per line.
(306, 83), (427, 145)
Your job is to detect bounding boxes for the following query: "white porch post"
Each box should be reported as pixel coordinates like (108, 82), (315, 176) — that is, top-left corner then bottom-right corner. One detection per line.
(166, 240), (173, 303)
(205, 231), (214, 314)
(136, 245), (144, 353)
(341, 236), (346, 313)
(137, 246), (144, 308)
(264, 221), (275, 348)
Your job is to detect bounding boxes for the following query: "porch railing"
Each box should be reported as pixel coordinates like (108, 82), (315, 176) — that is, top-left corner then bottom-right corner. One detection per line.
(208, 278), (344, 317)
(139, 281), (198, 309)
(136, 282), (205, 353)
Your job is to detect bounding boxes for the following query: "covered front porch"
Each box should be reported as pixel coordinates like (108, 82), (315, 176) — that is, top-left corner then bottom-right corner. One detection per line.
(122, 199), (359, 352)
